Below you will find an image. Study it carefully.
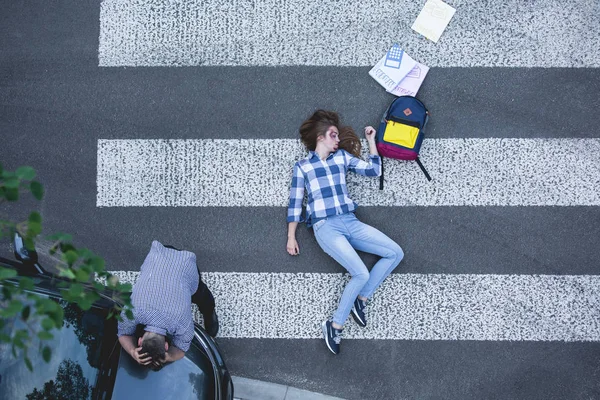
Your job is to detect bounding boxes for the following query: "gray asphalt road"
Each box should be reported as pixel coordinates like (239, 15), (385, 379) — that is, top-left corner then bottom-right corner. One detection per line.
(2, 1), (600, 399)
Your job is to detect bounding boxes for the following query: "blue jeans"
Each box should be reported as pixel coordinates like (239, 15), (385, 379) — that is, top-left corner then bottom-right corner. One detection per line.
(313, 213), (404, 327)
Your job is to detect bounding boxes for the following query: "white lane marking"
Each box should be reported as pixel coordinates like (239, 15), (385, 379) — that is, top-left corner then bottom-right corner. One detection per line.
(97, 138), (600, 207)
(99, 0), (600, 67)
(110, 271), (600, 341)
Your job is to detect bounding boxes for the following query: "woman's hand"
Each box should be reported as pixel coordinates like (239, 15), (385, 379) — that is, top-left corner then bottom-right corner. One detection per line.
(365, 126), (376, 142)
(287, 237), (300, 255)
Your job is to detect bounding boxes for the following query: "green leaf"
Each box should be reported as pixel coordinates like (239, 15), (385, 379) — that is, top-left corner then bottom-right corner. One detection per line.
(21, 305), (31, 321)
(107, 275), (119, 287)
(125, 309), (134, 320)
(56, 280), (69, 288)
(41, 318), (54, 331)
(68, 283), (84, 297)
(24, 357), (33, 372)
(89, 256), (105, 273)
(2, 285), (13, 299)
(5, 187), (18, 201)
(117, 282), (132, 292)
(62, 250), (78, 266)
(0, 300), (23, 318)
(0, 267), (17, 280)
(47, 232), (72, 242)
(21, 238), (34, 253)
(28, 211), (42, 224)
(53, 308), (64, 327)
(13, 330), (27, 348)
(37, 331), (54, 340)
(60, 242), (76, 254)
(18, 277), (34, 291)
(77, 297), (93, 311)
(77, 248), (94, 259)
(15, 166), (36, 181)
(27, 221), (42, 237)
(30, 181), (44, 200)
(0, 163), (3, 175)
(75, 269), (90, 282)
(58, 268), (76, 279)
(36, 297), (57, 313)
(3, 176), (19, 189)
(42, 346), (52, 363)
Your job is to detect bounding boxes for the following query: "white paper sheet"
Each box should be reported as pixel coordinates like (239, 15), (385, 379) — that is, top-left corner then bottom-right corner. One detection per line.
(387, 62), (430, 97)
(411, 0), (456, 43)
(369, 44), (417, 91)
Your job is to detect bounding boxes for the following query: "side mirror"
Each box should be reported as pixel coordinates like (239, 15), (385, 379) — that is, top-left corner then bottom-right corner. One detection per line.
(13, 232), (39, 264)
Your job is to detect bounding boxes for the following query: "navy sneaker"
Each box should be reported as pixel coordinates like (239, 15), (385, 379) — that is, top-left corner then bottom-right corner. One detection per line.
(322, 320), (342, 355)
(351, 298), (367, 327)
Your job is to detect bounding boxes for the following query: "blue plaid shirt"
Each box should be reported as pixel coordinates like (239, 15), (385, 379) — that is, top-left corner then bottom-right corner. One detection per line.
(118, 241), (198, 352)
(287, 149), (381, 227)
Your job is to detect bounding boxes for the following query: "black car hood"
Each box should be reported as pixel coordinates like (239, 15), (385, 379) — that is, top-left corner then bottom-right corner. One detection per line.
(111, 346), (212, 400)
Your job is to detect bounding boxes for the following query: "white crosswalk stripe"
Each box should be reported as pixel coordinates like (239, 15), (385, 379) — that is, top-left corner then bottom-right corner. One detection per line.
(97, 138), (600, 207)
(99, 0), (600, 67)
(110, 271), (600, 341)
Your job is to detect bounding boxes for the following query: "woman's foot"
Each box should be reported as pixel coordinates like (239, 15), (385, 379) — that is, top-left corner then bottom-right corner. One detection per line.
(322, 320), (343, 354)
(351, 297), (367, 327)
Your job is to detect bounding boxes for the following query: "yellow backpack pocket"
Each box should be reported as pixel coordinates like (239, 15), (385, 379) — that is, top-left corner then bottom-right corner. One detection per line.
(383, 120), (420, 149)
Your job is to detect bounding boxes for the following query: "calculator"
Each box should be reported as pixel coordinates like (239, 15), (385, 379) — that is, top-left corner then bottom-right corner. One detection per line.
(384, 45), (404, 69)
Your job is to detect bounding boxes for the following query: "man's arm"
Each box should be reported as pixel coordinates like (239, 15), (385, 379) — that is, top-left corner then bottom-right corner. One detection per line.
(118, 335), (153, 366)
(164, 345), (186, 363)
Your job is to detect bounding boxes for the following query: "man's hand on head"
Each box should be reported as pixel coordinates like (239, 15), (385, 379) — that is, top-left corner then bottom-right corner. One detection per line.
(149, 359), (165, 371)
(132, 346), (153, 366)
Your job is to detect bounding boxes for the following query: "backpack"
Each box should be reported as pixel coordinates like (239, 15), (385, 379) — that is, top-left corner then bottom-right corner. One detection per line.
(376, 96), (431, 189)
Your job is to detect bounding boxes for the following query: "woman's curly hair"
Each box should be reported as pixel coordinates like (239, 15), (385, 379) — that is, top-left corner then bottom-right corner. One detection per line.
(299, 110), (361, 157)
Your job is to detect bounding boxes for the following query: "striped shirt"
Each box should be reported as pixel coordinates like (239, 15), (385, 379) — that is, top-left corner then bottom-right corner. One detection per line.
(287, 149), (381, 227)
(117, 241), (198, 352)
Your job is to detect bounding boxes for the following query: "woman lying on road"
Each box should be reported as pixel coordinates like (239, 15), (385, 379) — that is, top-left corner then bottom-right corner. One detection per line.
(286, 110), (404, 355)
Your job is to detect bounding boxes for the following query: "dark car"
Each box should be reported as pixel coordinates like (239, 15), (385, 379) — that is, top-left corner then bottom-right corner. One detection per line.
(0, 235), (234, 400)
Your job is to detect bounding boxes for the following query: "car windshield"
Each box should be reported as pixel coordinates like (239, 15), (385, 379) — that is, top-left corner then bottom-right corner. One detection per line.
(0, 294), (117, 400)
(112, 338), (215, 400)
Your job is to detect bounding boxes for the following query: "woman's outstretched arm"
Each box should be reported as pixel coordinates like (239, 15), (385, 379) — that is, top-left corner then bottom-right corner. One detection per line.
(365, 126), (378, 157)
(287, 222), (300, 255)
(345, 126), (381, 177)
(287, 163), (304, 255)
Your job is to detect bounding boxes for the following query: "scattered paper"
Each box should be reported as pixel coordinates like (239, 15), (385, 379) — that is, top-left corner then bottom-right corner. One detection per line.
(369, 44), (417, 92)
(387, 62), (430, 97)
(411, 0), (456, 43)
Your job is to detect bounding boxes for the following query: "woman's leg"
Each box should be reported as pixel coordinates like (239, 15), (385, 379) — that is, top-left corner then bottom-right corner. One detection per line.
(314, 217), (370, 327)
(345, 215), (404, 299)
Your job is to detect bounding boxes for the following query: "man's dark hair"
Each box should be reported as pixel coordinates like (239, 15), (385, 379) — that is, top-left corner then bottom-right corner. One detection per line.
(141, 332), (166, 362)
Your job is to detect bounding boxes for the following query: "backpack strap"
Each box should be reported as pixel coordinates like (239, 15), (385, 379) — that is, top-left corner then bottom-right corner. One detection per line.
(416, 157), (432, 181)
(379, 157), (385, 190)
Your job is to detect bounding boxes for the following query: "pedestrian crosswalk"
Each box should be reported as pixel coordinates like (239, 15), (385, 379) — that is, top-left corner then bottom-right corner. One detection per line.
(93, 0), (600, 396)
(96, 0), (600, 344)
